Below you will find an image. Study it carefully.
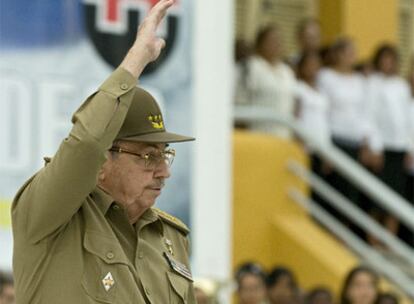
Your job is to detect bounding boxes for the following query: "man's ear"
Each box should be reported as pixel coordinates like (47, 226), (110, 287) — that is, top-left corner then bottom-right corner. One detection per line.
(97, 167), (106, 184)
(98, 155), (113, 184)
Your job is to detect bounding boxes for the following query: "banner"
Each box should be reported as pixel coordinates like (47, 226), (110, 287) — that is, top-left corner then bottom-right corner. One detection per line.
(0, 0), (193, 270)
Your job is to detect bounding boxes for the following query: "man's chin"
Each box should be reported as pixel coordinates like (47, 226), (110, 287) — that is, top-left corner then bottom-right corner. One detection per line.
(144, 196), (158, 208)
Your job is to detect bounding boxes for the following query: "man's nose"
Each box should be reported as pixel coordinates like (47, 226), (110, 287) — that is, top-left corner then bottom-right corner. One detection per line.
(154, 160), (171, 179)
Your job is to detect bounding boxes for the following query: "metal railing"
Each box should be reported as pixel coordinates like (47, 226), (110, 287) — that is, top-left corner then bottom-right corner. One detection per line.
(289, 189), (414, 299)
(288, 160), (414, 265)
(234, 105), (414, 298)
(234, 106), (414, 231)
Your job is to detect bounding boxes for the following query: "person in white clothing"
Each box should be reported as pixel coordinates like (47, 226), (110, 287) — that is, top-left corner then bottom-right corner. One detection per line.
(235, 25), (297, 138)
(367, 44), (413, 241)
(295, 51), (332, 214)
(295, 51), (330, 145)
(317, 38), (380, 237)
(289, 18), (321, 67)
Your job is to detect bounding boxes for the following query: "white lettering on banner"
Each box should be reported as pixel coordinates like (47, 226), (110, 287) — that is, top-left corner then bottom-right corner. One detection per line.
(38, 80), (77, 157)
(0, 71), (165, 177)
(0, 75), (32, 171)
(0, 72), (93, 175)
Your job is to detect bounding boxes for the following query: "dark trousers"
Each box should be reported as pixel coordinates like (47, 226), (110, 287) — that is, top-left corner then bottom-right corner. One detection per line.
(401, 165), (414, 247)
(406, 174), (414, 204)
(328, 139), (365, 238)
(310, 154), (329, 206)
(375, 150), (412, 246)
(380, 151), (407, 196)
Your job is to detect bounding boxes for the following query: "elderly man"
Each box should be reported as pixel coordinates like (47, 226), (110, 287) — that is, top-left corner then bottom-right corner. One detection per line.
(11, 0), (196, 303)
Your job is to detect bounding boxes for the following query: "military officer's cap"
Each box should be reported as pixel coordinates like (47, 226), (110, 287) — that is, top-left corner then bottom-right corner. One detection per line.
(116, 87), (194, 143)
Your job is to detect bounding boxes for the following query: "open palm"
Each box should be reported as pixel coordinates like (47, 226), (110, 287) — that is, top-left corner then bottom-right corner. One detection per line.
(135, 0), (173, 63)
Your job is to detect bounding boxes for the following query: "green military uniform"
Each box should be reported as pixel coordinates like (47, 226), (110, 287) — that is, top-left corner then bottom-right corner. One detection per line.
(12, 68), (196, 303)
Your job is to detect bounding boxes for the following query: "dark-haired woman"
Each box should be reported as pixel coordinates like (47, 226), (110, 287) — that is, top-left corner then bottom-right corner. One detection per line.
(367, 44), (413, 241)
(235, 25), (297, 138)
(267, 267), (301, 304)
(317, 38), (381, 234)
(295, 51), (331, 211)
(305, 287), (333, 304)
(235, 262), (268, 304)
(340, 266), (379, 304)
(295, 51), (330, 145)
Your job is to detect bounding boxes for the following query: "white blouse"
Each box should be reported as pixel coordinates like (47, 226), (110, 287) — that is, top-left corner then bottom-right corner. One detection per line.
(317, 68), (380, 150)
(235, 55), (297, 138)
(295, 80), (330, 146)
(367, 73), (413, 152)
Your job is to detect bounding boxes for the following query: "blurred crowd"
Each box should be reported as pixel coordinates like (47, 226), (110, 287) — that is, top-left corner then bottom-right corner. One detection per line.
(192, 262), (400, 304)
(234, 19), (414, 247)
(230, 262), (399, 304)
(2, 264), (401, 304)
(0, 271), (14, 304)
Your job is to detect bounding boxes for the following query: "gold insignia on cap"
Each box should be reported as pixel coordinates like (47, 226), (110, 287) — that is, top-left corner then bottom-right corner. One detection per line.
(148, 114), (164, 129)
(102, 272), (115, 291)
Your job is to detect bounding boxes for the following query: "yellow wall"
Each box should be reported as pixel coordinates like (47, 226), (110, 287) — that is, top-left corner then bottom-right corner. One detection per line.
(343, 0), (398, 60)
(232, 131), (412, 303)
(319, 0), (343, 45)
(319, 0), (398, 60)
(232, 131), (358, 294)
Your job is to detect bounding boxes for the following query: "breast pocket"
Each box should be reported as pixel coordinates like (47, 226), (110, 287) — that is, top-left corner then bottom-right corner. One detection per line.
(81, 231), (134, 304)
(167, 271), (192, 304)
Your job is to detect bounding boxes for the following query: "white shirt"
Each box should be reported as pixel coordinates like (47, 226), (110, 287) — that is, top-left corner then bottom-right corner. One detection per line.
(236, 55), (297, 138)
(367, 73), (413, 152)
(295, 80), (330, 146)
(317, 68), (380, 150)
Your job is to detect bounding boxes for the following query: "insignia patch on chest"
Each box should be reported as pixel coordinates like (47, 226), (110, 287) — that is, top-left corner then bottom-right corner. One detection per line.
(102, 272), (115, 291)
(163, 252), (193, 282)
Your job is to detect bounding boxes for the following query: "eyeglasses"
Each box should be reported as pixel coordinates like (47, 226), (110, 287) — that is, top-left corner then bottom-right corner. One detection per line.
(109, 146), (175, 169)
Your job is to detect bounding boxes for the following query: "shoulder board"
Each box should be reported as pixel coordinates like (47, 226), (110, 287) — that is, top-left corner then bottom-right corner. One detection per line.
(152, 208), (189, 235)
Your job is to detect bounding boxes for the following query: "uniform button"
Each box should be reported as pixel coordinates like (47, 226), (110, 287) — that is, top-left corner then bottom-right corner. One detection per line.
(112, 205), (119, 210)
(138, 252), (144, 259)
(106, 252), (115, 259)
(145, 288), (151, 296)
(120, 83), (129, 90)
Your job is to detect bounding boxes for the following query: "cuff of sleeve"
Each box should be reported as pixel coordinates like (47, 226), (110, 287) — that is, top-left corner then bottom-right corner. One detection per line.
(99, 67), (137, 97)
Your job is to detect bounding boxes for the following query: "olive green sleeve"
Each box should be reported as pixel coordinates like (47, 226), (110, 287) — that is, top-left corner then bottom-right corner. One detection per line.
(13, 68), (137, 243)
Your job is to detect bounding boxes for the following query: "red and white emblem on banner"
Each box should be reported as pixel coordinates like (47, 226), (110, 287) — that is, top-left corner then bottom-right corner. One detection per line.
(82, 0), (182, 73)
(83, 0), (180, 36)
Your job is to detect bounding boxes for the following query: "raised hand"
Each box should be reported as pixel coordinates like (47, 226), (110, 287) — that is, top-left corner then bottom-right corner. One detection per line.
(134, 0), (173, 63)
(120, 0), (174, 78)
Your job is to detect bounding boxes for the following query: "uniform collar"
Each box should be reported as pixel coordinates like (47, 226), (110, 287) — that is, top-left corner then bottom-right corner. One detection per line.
(137, 208), (164, 236)
(93, 187), (164, 235)
(93, 187), (114, 215)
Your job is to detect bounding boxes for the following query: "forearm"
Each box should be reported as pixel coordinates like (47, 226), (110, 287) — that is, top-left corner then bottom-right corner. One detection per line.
(120, 45), (152, 79)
